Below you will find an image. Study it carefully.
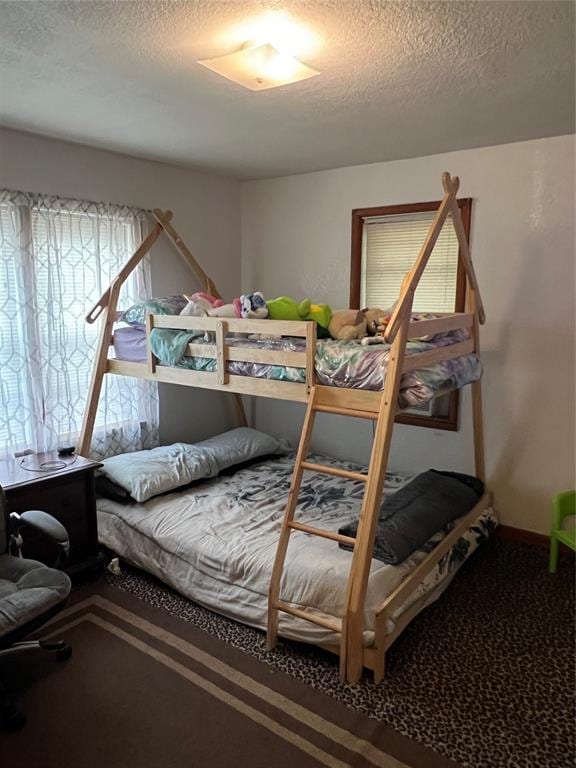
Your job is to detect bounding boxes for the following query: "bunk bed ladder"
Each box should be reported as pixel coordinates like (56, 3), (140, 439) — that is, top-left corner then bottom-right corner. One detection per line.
(267, 302), (411, 682)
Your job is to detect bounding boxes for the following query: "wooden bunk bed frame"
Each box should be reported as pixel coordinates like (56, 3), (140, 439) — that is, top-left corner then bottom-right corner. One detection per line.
(79, 171), (491, 685)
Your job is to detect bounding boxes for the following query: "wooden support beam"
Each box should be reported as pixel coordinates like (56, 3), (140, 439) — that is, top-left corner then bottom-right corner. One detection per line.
(384, 179), (457, 343)
(466, 285), (486, 481)
(407, 312), (474, 339)
(402, 339), (475, 374)
(85, 212), (172, 324)
(152, 314), (311, 337)
(78, 277), (123, 456)
(287, 521), (356, 547)
(446, 190), (486, 325)
(146, 313), (156, 375)
(152, 209), (222, 299)
(275, 601), (342, 633)
(300, 461), (368, 483)
(267, 388), (319, 650)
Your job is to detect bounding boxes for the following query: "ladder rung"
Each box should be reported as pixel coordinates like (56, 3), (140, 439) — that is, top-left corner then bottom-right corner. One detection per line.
(301, 461), (367, 483)
(288, 520), (356, 547)
(315, 404), (378, 420)
(275, 601), (342, 633)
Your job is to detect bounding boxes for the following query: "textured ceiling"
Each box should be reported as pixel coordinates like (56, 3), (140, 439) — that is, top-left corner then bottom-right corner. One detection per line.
(0, 1), (574, 179)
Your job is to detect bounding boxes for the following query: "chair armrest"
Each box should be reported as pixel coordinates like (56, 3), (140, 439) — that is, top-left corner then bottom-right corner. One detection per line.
(19, 510), (69, 546)
(10, 510), (70, 563)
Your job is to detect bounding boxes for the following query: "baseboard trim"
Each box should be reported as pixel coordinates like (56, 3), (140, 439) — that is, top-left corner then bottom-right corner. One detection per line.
(495, 525), (576, 559)
(495, 525), (549, 548)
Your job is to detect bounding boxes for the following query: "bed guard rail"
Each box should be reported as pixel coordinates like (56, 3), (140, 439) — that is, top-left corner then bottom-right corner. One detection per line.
(140, 314), (317, 401)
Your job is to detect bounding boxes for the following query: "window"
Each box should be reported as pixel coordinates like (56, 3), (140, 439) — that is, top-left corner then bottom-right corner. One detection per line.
(0, 191), (159, 458)
(350, 198), (472, 431)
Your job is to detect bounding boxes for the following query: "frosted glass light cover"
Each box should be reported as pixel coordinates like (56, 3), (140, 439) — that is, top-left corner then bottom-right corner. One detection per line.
(198, 43), (319, 91)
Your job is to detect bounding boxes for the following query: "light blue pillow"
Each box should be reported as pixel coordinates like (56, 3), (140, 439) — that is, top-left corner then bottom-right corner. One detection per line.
(197, 427), (289, 472)
(121, 295), (188, 326)
(101, 443), (213, 503)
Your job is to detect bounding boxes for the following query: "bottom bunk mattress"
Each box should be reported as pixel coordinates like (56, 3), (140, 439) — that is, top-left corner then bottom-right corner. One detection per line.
(97, 453), (496, 648)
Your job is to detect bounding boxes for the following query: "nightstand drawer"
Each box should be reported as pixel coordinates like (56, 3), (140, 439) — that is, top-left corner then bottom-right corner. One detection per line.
(11, 482), (87, 525)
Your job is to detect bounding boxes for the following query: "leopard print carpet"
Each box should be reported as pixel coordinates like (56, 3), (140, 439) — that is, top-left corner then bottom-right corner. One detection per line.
(104, 538), (575, 768)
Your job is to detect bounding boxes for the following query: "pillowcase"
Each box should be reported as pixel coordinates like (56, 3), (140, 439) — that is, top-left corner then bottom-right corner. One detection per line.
(121, 295), (188, 326)
(100, 428), (288, 503)
(196, 427), (289, 473)
(100, 443), (214, 503)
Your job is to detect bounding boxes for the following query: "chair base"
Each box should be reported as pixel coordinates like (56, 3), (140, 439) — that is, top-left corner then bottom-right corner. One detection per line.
(0, 639), (72, 731)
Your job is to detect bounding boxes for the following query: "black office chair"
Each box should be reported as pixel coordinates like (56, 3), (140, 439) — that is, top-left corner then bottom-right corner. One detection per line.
(0, 485), (72, 730)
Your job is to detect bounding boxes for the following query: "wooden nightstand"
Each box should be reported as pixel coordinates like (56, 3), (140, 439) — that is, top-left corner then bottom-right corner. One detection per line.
(0, 453), (103, 579)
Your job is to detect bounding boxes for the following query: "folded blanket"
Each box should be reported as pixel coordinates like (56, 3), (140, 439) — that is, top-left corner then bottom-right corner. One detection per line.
(338, 470), (484, 565)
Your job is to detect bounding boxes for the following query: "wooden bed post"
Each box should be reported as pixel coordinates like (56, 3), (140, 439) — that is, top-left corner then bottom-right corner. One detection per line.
(78, 276), (123, 456)
(466, 288), (486, 481)
(445, 183), (486, 481)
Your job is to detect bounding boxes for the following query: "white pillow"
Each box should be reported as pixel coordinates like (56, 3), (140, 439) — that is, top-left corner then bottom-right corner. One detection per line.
(100, 443), (213, 503)
(100, 428), (288, 503)
(197, 427), (289, 472)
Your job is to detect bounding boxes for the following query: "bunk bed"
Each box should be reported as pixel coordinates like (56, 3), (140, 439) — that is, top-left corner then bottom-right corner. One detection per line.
(80, 172), (493, 684)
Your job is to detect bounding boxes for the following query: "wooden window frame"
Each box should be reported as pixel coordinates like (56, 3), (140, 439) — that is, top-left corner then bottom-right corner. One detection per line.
(350, 197), (472, 432)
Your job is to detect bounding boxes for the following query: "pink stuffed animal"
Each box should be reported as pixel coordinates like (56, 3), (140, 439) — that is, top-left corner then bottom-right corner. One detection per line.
(180, 292), (225, 316)
(192, 292), (224, 309)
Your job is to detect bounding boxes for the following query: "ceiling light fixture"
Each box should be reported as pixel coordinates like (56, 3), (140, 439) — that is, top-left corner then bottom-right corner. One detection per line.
(198, 12), (320, 91)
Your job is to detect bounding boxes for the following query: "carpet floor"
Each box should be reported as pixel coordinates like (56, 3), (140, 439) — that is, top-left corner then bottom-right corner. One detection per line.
(99, 537), (575, 768)
(0, 586), (455, 768)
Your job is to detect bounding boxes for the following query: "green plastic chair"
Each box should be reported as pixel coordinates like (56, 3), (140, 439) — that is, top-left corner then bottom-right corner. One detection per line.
(549, 490), (576, 573)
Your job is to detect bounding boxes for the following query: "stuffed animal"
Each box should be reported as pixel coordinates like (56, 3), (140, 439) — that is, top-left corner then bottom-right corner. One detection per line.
(360, 308), (393, 345)
(240, 292), (268, 319)
(328, 309), (367, 341)
(193, 292), (224, 309)
(180, 292), (224, 316)
(299, 298), (332, 333)
(266, 296), (306, 321)
(266, 296), (332, 335)
(181, 291), (269, 320)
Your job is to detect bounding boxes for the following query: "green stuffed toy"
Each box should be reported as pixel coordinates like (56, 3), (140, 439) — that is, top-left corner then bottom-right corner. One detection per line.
(266, 296), (332, 337)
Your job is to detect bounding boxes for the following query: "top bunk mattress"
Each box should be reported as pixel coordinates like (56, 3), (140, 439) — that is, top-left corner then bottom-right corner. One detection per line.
(113, 323), (482, 409)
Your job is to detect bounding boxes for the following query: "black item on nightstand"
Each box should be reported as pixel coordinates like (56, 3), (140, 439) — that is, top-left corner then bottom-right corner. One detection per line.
(0, 453), (104, 580)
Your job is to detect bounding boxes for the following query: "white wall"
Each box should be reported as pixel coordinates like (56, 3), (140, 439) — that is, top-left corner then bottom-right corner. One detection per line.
(241, 135), (576, 534)
(0, 127), (242, 444)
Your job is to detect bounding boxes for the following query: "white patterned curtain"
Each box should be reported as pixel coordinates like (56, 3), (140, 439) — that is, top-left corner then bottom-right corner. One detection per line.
(0, 190), (159, 459)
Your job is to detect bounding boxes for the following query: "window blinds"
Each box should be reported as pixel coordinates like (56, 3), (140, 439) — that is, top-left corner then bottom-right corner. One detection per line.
(361, 211), (459, 312)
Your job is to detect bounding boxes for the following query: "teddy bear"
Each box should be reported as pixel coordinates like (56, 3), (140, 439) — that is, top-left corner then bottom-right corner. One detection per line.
(360, 308), (393, 345)
(328, 309), (367, 341)
(328, 307), (392, 342)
